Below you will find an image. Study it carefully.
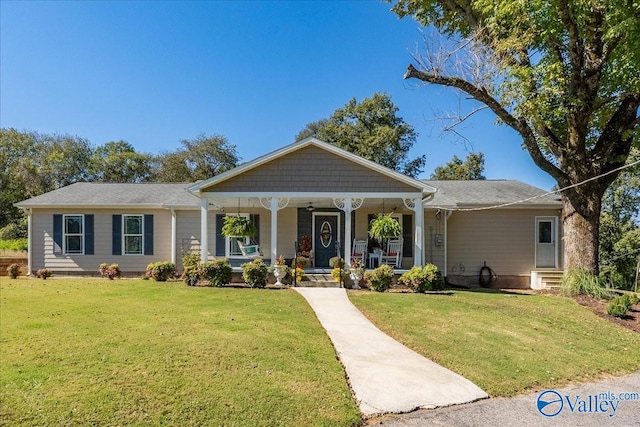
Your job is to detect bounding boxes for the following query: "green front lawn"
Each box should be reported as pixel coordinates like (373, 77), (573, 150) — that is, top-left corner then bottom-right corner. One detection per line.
(349, 290), (640, 397)
(0, 279), (360, 426)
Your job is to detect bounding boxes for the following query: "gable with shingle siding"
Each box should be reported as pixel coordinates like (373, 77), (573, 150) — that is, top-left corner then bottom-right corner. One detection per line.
(201, 145), (419, 193)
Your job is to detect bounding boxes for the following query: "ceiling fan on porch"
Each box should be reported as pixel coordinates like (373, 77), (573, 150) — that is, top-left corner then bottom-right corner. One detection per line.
(306, 203), (315, 212)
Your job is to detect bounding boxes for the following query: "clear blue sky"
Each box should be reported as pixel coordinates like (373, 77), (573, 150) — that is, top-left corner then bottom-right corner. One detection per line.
(1, 1), (557, 190)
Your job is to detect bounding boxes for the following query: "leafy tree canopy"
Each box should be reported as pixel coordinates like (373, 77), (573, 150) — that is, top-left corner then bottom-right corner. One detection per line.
(0, 128), (93, 229)
(431, 152), (486, 180)
(296, 92), (426, 178)
(90, 140), (153, 183)
(151, 134), (240, 182)
(391, 0), (640, 274)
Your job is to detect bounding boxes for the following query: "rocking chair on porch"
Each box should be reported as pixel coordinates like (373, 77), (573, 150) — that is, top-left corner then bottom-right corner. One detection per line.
(237, 241), (262, 258)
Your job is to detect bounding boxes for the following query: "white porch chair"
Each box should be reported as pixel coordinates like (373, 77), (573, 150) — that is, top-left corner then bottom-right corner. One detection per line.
(351, 239), (368, 265)
(237, 241), (262, 258)
(381, 238), (403, 268)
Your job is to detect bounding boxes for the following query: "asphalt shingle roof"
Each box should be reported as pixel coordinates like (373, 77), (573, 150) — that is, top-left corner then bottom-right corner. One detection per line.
(421, 180), (561, 208)
(15, 180), (562, 210)
(15, 182), (200, 208)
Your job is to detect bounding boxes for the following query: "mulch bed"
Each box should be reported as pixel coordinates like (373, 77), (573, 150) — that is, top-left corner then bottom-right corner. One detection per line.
(536, 288), (640, 334)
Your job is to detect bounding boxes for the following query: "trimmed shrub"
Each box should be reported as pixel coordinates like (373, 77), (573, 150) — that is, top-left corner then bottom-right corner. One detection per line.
(398, 264), (444, 292)
(36, 268), (52, 280)
(201, 259), (232, 287)
(329, 257), (345, 268)
(242, 259), (268, 288)
(331, 267), (348, 282)
(292, 267), (305, 282)
(181, 251), (201, 286)
(99, 263), (122, 280)
(561, 269), (612, 300)
(365, 264), (394, 292)
(146, 261), (176, 282)
(7, 263), (21, 279)
(607, 295), (633, 318)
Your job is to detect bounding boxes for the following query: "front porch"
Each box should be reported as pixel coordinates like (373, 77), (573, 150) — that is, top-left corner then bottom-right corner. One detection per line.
(186, 138), (437, 269)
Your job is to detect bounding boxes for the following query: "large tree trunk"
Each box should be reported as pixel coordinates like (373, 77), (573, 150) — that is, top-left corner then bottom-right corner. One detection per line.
(561, 190), (603, 275)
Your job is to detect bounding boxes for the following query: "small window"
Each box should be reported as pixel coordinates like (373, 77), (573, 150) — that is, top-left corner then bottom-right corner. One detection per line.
(123, 215), (143, 255)
(64, 214), (84, 254)
(538, 221), (552, 244)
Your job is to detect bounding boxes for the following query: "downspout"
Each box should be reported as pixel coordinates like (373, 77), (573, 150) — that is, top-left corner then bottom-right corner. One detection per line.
(25, 208), (32, 277)
(170, 208), (177, 266)
(443, 210), (452, 279)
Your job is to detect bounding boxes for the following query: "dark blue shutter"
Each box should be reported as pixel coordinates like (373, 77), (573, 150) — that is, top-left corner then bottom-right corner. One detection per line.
(215, 214), (225, 256)
(250, 214), (260, 244)
(402, 214), (413, 257)
(112, 215), (122, 255)
(84, 214), (94, 255)
(144, 215), (153, 255)
(53, 214), (63, 255)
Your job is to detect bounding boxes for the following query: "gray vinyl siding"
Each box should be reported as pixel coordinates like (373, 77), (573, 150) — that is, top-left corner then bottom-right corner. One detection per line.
(446, 209), (560, 276)
(202, 145), (419, 193)
(176, 210), (202, 271)
(32, 208), (172, 273)
(424, 210), (445, 269)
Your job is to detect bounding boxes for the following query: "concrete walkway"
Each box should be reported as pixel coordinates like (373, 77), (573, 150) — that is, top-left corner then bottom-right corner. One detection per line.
(294, 287), (488, 416)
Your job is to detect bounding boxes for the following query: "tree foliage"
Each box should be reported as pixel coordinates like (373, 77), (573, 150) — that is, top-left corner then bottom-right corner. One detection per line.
(296, 93), (425, 177)
(431, 152), (486, 180)
(392, 0), (640, 274)
(0, 129), (240, 231)
(0, 128), (93, 230)
(150, 134), (240, 182)
(599, 148), (640, 289)
(90, 141), (153, 183)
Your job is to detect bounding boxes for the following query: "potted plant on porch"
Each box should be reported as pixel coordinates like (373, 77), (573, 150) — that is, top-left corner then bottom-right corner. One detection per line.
(368, 213), (402, 242)
(221, 215), (257, 238)
(349, 258), (364, 289)
(270, 255), (290, 287)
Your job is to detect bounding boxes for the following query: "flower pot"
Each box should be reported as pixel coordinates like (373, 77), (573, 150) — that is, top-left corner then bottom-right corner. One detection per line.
(349, 268), (363, 289)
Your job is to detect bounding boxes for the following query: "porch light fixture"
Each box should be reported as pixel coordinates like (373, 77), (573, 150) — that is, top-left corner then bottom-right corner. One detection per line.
(306, 203), (315, 212)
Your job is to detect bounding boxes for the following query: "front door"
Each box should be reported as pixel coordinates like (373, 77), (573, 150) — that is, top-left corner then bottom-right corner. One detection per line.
(313, 213), (339, 267)
(535, 217), (557, 268)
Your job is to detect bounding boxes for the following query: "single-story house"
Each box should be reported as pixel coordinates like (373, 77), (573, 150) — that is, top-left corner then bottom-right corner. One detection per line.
(15, 137), (563, 288)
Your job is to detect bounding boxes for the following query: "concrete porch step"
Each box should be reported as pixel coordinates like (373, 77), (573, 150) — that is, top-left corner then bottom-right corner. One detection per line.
(296, 273), (342, 288)
(531, 270), (564, 289)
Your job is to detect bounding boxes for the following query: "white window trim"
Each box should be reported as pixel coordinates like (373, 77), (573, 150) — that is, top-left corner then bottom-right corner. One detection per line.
(225, 213), (251, 258)
(63, 214), (84, 255)
(123, 214), (144, 256)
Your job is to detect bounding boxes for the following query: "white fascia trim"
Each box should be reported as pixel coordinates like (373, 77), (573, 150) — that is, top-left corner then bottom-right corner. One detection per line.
(200, 191), (425, 199)
(15, 204), (175, 210)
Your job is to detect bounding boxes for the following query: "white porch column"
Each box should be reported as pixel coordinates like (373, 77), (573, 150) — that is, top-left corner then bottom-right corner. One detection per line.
(200, 198), (209, 263)
(270, 197), (278, 261)
(260, 197), (290, 262)
(405, 198), (424, 267)
(25, 208), (32, 276)
(170, 208), (177, 265)
(333, 198), (364, 268)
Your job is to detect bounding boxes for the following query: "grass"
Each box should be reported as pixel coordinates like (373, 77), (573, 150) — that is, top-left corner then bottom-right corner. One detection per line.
(0, 279), (361, 426)
(349, 289), (640, 397)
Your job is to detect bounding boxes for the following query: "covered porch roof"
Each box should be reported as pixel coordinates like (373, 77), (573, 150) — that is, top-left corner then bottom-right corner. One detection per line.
(188, 138), (434, 267)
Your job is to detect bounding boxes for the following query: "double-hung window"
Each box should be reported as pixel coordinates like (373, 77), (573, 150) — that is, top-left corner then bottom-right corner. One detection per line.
(123, 215), (143, 255)
(64, 214), (84, 254)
